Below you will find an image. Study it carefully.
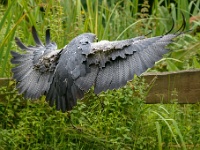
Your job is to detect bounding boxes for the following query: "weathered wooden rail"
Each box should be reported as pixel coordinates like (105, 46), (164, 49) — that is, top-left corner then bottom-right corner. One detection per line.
(0, 70), (200, 103)
(0, 78), (10, 87)
(142, 69), (200, 104)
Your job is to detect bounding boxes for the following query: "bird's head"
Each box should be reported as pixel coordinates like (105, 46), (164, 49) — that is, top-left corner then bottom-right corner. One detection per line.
(77, 33), (97, 43)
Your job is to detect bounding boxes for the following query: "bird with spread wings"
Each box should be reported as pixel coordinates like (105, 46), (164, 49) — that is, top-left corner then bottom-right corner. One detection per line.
(11, 26), (183, 112)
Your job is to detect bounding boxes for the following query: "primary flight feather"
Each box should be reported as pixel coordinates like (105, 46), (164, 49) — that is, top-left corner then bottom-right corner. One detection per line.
(11, 26), (180, 112)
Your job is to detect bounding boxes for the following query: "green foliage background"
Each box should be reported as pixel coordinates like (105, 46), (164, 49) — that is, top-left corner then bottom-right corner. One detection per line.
(0, 0), (200, 149)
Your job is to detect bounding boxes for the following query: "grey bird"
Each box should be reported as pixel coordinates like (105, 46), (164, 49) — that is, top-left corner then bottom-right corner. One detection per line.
(11, 26), (182, 112)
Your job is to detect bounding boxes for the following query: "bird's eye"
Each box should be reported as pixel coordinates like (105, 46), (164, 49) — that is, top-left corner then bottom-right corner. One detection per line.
(95, 37), (98, 42)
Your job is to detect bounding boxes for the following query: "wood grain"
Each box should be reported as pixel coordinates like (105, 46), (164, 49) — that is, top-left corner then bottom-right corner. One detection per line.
(142, 70), (200, 104)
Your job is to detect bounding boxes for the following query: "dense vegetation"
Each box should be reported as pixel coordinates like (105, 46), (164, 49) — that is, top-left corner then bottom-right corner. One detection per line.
(0, 0), (200, 149)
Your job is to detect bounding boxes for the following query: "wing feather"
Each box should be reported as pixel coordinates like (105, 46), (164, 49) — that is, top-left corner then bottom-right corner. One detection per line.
(46, 28), (51, 45)
(132, 53), (145, 75)
(109, 60), (120, 90)
(94, 64), (113, 94)
(75, 65), (99, 91)
(32, 26), (44, 46)
(12, 63), (32, 81)
(11, 26), (59, 100)
(15, 37), (35, 51)
(86, 34), (179, 94)
(11, 51), (32, 63)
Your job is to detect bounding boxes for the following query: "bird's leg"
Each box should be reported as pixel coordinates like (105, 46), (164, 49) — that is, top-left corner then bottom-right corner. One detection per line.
(67, 111), (82, 132)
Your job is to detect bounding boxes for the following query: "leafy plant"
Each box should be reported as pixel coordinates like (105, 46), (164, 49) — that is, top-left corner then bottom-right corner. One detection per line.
(0, 0), (200, 149)
(1, 77), (200, 149)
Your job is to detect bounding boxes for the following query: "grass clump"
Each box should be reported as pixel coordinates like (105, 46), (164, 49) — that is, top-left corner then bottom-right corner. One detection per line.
(0, 78), (200, 149)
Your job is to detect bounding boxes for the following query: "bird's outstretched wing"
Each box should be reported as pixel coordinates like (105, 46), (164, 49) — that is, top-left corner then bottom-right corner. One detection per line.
(11, 26), (181, 112)
(75, 34), (179, 95)
(11, 27), (60, 99)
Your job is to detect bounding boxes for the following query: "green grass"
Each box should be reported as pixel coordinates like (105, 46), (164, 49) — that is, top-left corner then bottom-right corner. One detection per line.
(0, 78), (199, 149)
(0, 0), (200, 149)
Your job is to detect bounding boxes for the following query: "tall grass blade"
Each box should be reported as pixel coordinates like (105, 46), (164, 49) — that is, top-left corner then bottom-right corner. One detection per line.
(171, 120), (187, 150)
(156, 121), (162, 150)
(152, 111), (180, 146)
